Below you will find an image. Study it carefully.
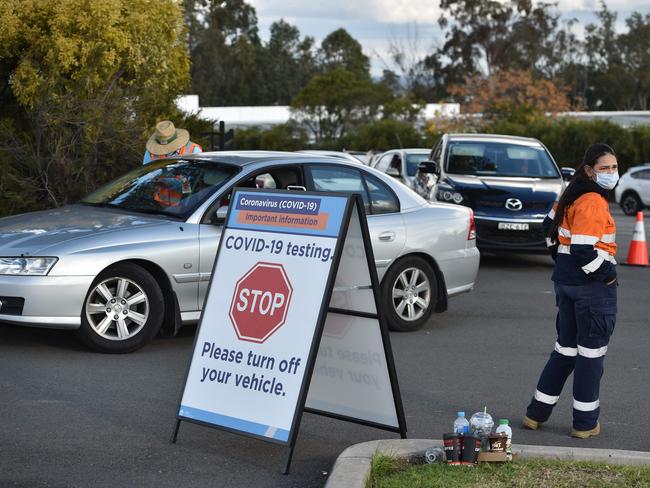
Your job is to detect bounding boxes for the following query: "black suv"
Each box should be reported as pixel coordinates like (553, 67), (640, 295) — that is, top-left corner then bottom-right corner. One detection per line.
(414, 133), (571, 252)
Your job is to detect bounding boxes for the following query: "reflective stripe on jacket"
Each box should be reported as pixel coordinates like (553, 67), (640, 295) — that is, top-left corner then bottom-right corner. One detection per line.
(544, 193), (617, 285)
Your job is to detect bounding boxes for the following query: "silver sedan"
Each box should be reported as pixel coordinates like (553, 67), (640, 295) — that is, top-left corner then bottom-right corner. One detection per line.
(0, 152), (480, 352)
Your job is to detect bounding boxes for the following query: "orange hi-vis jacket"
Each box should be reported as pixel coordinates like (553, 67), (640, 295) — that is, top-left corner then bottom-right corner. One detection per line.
(148, 142), (201, 161)
(544, 192), (617, 284)
(153, 174), (191, 207)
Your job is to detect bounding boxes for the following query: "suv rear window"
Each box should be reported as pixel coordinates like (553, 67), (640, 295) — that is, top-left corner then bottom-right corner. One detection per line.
(445, 141), (559, 178)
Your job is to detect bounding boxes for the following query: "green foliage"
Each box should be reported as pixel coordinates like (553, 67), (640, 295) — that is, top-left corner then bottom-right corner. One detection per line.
(367, 453), (407, 488)
(341, 120), (423, 152)
(291, 68), (391, 143)
(370, 457), (650, 488)
(232, 123), (308, 151)
(318, 28), (371, 78)
(186, 1), (316, 106)
(485, 117), (650, 173)
(0, 0), (190, 216)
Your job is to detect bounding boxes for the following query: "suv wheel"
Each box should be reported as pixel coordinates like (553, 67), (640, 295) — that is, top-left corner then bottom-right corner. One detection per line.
(621, 192), (642, 216)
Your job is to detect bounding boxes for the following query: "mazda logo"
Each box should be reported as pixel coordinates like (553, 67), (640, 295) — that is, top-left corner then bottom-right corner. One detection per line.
(505, 198), (523, 211)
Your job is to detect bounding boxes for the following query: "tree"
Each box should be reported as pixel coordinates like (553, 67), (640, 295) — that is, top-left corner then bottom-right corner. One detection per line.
(619, 12), (650, 110)
(449, 69), (572, 120)
(583, 3), (650, 110)
(261, 20), (317, 105)
(318, 28), (371, 78)
(290, 68), (390, 143)
(0, 0), (190, 215)
(436, 0), (569, 81)
(187, 0), (266, 105)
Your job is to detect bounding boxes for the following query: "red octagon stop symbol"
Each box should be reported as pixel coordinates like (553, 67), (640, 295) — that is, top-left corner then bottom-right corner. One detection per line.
(229, 262), (293, 343)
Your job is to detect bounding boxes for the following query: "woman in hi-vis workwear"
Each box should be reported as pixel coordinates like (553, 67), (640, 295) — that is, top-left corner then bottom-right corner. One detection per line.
(524, 143), (619, 438)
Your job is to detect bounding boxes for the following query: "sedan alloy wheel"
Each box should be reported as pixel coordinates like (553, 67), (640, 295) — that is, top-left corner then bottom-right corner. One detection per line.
(85, 277), (149, 341)
(79, 263), (164, 353)
(392, 267), (431, 322)
(382, 256), (437, 332)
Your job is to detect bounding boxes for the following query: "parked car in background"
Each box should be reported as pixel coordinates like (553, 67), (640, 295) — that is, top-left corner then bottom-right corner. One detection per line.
(345, 150), (373, 165)
(371, 149), (431, 188)
(614, 164), (650, 215)
(0, 152), (479, 353)
(296, 149), (365, 165)
(414, 134), (566, 253)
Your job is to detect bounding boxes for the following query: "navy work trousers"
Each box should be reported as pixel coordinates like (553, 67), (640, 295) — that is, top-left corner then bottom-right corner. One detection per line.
(526, 280), (617, 431)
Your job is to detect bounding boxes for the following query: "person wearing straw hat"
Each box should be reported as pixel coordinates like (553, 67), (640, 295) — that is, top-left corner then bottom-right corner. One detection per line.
(143, 120), (202, 164)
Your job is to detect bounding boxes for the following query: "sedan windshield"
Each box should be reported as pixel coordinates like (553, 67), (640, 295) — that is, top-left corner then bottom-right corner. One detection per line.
(80, 159), (239, 219)
(445, 141), (560, 178)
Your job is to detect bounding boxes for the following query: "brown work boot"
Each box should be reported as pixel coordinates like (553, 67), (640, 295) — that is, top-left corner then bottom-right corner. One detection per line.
(522, 416), (542, 430)
(570, 422), (601, 439)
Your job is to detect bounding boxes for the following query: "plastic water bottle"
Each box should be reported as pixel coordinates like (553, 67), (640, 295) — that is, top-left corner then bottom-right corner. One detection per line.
(453, 411), (470, 434)
(495, 419), (513, 460)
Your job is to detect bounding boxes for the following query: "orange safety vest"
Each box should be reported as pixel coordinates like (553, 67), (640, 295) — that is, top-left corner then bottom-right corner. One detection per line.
(556, 193), (617, 258)
(149, 142), (202, 161)
(154, 174), (191, 207)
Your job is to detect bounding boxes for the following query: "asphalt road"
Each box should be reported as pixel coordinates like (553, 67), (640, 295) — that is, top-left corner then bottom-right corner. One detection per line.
(1, 206), (648, 488)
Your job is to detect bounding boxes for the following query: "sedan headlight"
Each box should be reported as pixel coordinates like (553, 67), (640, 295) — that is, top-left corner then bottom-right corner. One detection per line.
(0, 257), (58, 275)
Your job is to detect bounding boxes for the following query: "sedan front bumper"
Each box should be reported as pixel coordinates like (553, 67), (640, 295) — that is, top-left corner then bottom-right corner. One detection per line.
(0, 275), (95, 329)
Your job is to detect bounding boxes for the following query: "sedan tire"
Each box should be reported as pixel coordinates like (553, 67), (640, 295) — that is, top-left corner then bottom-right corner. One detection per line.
(78, 263), (164, 353)
(381, 256), (437, 332)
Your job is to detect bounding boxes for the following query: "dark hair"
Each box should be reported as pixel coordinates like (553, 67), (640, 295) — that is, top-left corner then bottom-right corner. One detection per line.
(548, 143), (616, 241)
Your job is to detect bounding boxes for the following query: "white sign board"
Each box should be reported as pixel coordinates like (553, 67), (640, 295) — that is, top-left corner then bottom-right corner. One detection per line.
(178, 190), (348, 443)
(306, 207), (400, 428)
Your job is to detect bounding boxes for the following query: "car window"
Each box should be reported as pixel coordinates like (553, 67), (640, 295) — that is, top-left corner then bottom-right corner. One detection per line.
(306, 165), (371, 214)
(374, 153), (393, 172)
(445, 141), (560, 178)
(203, 166), (303, 223)
(80, 159), (239, 219)
(363, 172), (400, 214)
(632, 169), (650, 180)
(405, 153), (429, 177)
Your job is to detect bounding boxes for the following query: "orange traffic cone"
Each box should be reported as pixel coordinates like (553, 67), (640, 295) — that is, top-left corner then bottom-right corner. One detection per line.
(623, 211), (649, 267)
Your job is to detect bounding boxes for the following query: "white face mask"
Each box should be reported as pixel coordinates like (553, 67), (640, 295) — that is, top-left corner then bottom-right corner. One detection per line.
(596, 171), (619, 190)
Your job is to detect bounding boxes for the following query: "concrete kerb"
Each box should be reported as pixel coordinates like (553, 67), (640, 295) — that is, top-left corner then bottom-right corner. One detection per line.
(324, 439), (650, 488)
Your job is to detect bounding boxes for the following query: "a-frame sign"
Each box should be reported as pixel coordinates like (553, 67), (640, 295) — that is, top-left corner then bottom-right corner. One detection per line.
(172, 188), (407, 473)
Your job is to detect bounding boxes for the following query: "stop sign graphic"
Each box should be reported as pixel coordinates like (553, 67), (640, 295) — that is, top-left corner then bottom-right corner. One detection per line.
(229, 262), (293, 343)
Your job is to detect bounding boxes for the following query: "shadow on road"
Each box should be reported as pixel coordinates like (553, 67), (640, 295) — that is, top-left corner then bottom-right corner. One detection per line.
(480, 251), (554, 269)
(0, 324), (85, 352)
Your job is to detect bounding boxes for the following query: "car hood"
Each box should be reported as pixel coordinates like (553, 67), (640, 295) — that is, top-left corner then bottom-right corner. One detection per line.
(0, 205), (175, 255)
(444, 174), (563, 219)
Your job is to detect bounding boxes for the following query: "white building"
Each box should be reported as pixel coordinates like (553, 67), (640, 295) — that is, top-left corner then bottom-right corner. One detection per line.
(176, 95), (460, 128)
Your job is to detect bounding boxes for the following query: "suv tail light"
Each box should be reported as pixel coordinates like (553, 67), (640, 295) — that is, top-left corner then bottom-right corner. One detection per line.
(468, 209), (476, 240)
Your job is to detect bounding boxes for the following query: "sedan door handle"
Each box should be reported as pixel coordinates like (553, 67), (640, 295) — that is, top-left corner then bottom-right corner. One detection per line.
(378, 231), (396, 242)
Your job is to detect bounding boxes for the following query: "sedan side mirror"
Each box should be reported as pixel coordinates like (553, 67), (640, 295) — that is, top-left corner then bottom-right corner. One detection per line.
(210, 205), (229, 225)
(386, 167), (401, 177)
(418, 160), (438, 174)
(560, 167), (575, 181)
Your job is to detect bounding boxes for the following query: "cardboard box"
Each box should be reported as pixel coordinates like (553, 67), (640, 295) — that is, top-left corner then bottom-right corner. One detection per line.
(478, 451), (517, 463)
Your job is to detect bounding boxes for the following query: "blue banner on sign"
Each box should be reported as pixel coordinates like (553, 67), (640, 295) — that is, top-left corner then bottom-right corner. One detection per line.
(235, 195), (321, 215)
(228, 191), (348, 238)
(179, 405), (289, 441)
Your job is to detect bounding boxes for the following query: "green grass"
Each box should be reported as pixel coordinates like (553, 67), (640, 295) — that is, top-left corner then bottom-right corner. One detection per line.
(367, 454), (650, 488)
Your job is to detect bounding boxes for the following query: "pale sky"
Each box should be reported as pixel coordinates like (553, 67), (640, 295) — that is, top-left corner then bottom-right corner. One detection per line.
(248, 0), (648, 75)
